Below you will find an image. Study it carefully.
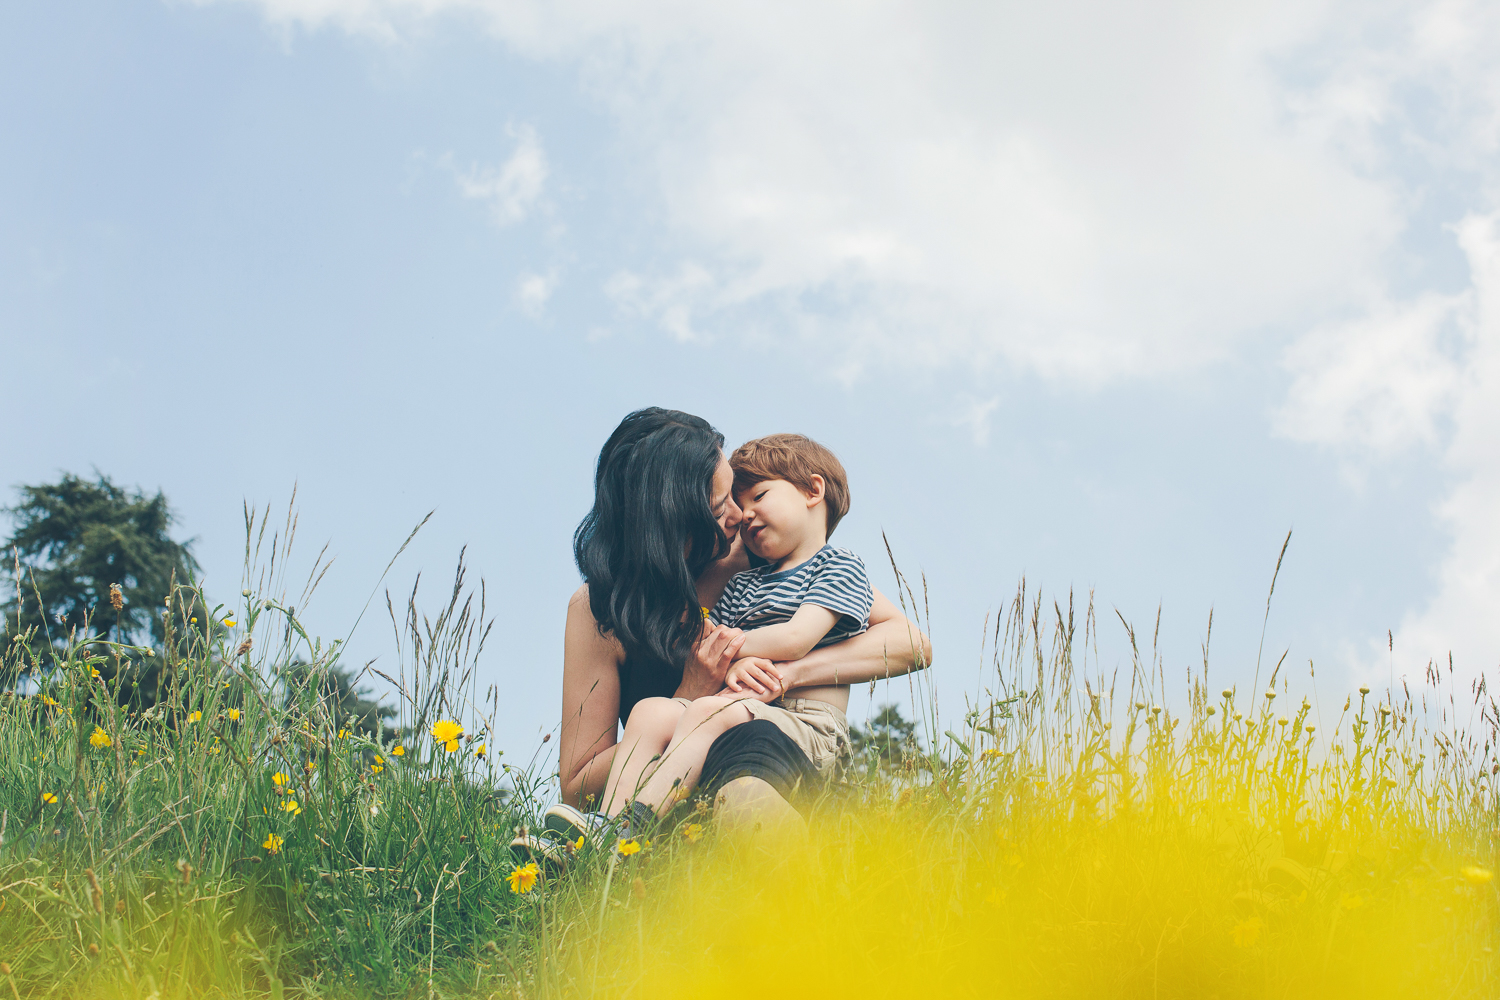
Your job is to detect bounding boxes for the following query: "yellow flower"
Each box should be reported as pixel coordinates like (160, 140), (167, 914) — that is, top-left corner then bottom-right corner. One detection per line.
(1232, 917), (1262, 948)
(474, 743), (486, 758)
(279, 800), (301, 816)
(89, 726), (112, 748)
(617, 839), (641, 857)
(187, 711), (202, 724)
(223, 616), (236, 627)
(984, 887), (1008, 907)
(337, 728), (348, 739)
(1340, 893), (1364, 910)
(431, 720), (463, 753)
(508, 863), (540, 895)
(391, 745), (405, 756)
(571, 835), (586, 852)
(272, 772), (290, 787)
(683, 823), (704, 843)
(90, 667), (100, 678)
(263, 833), (283, 854)
(1462, 866), (1494, 886)
(41, 792), (58, 804)
(41, 695), (59, 707)
(370, 765), (384, 774)
(228, 708), (240, 721)
(700, 606), (712, 620)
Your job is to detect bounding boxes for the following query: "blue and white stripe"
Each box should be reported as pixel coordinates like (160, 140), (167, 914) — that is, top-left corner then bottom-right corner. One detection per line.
(711, 544), (873, 647)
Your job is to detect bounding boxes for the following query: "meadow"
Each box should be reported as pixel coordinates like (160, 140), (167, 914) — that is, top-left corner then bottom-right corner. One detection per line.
(2, 512), (1496, 999)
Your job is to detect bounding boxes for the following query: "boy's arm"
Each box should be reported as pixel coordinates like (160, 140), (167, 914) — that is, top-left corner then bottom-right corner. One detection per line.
(734, 604), (840, 662)
(774, 587), (931, 690)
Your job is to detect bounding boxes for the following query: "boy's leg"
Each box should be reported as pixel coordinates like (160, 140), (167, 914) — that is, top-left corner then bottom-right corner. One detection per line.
(633, 696), (756, 815)
(601, 697), (686, 815)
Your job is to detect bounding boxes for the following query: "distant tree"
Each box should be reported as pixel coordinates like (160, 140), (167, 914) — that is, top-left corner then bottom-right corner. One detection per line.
(849, 702), (918, 769)
(2, 472), (199, 684)
(281, 659), (401, 740)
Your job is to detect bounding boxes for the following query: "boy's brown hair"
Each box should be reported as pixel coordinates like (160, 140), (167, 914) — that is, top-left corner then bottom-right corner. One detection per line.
(729, 433), (851, 537)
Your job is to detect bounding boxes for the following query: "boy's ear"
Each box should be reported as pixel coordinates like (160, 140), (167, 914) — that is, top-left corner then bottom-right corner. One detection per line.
(804, 474), (826, 507)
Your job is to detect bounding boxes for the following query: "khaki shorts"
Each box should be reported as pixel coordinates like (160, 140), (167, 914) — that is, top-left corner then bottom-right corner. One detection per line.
(672, 695), (848, 773)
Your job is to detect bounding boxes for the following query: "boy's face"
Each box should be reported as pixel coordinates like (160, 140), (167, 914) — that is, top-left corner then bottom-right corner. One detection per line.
(735, 477), (825, 562)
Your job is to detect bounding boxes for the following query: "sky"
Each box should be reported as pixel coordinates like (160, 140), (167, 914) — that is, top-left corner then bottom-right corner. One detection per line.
(3, 0), (1498, 755)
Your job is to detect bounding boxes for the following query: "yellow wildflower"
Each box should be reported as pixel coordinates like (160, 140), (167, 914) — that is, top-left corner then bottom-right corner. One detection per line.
(41, 792), (58, 804)
(228, 708), (240, 721)
(279, 800), (301, 816)
(391, 745), (405, 756)
(431, 720), (463, 752)
(90, 667), (100, 678)
(1232, 917), (1262, 947)
(700, 606), (712, 620)
(474, 743), (486, 758)
(1462, 866), (1494, 885)
(371, 764), (384, 774)
(1340, 894), (1364, 910)
(571, 835), (586, 852)
(223, 615), (236, 627)
(508, 863), (540, 894)
(683, 823), (704, 843)
(337, 728), (348, 739)
(263, 833), (283, 854)
(89, 726), (112, 748)
(187, 711), (202, 723)
(41, 695), (59, 707)
(984, 887), (1007, 907)
(617, 839), (642, 857)
(272, 772), (290, 787)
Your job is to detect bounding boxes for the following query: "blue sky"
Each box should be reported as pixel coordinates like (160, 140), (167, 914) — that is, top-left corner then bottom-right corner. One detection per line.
(4, 0), (1497, 753)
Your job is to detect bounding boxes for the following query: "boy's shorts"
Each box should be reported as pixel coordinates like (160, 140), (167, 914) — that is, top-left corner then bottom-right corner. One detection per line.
(674, 695), (848, 773)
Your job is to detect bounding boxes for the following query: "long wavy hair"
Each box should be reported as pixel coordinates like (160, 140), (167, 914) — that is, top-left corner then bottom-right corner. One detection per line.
(574, 408), (729, 670)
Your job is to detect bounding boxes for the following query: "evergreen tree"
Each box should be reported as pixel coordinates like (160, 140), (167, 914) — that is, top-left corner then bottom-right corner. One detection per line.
(2, 472), (199, 684)
(849, 702), (918, 768)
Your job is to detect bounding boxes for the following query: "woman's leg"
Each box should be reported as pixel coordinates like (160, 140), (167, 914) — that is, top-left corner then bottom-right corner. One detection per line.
(601, 697), (685, 814)
(634, 696), (755, 814)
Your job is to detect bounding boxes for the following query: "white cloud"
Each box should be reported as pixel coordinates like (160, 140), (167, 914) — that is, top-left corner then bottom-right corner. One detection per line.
(1276, 291), (1468, 458)
(208, 0), (1500, 679)
(453, 124), (547, 226)
(950, 397), (1001, 448)
(213, 0), (1401, 381)
(515, 268), (559, 316)
(1387, 213), (1500, 683)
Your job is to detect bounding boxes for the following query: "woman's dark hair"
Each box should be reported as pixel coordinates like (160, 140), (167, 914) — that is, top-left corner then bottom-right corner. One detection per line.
(574, 408), (729, 670)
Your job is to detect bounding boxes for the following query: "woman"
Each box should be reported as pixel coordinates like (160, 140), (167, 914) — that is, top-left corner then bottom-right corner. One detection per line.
(555, 408), (930, 834)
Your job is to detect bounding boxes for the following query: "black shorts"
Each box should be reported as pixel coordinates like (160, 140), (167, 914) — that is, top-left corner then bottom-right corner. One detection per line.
(698, 719), (820, 814)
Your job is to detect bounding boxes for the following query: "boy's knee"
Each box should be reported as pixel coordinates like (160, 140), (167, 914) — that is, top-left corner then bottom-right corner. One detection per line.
(681, 697), (752, 732)
(626, 697), (682, 732)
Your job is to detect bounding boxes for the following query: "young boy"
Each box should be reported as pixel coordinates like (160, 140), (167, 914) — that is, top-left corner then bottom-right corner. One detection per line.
(541, 433), (871, 848)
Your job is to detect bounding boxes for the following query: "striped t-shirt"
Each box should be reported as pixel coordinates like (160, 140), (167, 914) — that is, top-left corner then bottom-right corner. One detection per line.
(710, 545), (873, 648)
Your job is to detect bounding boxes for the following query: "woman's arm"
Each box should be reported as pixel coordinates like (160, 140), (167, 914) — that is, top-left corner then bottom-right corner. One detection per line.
(558, 586), (626, 808)
(775, 587), (931, 690)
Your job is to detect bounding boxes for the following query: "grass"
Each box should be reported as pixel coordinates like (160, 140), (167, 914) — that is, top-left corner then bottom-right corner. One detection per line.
(1, 516), (1497, 998)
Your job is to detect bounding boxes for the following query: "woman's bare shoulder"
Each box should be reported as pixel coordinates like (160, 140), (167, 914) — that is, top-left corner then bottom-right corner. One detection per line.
(566, 584), (624, 660)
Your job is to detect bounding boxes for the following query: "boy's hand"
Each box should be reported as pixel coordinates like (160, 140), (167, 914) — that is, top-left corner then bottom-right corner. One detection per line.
(721, 657), (783, 702)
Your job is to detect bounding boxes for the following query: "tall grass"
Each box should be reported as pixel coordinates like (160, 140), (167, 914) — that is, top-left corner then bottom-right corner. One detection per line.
(544, 583), (1499, 998)
(2, 516), (1497, 999)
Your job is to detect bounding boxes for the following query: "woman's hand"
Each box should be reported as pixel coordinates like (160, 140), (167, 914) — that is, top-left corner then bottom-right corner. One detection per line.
(676, 623), (746, 700)
(722, 657), (784, 701)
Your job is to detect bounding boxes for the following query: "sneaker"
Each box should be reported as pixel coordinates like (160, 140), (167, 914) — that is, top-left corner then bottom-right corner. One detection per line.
(541, 802), (621, 851)
(508, 828), (567, 872)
